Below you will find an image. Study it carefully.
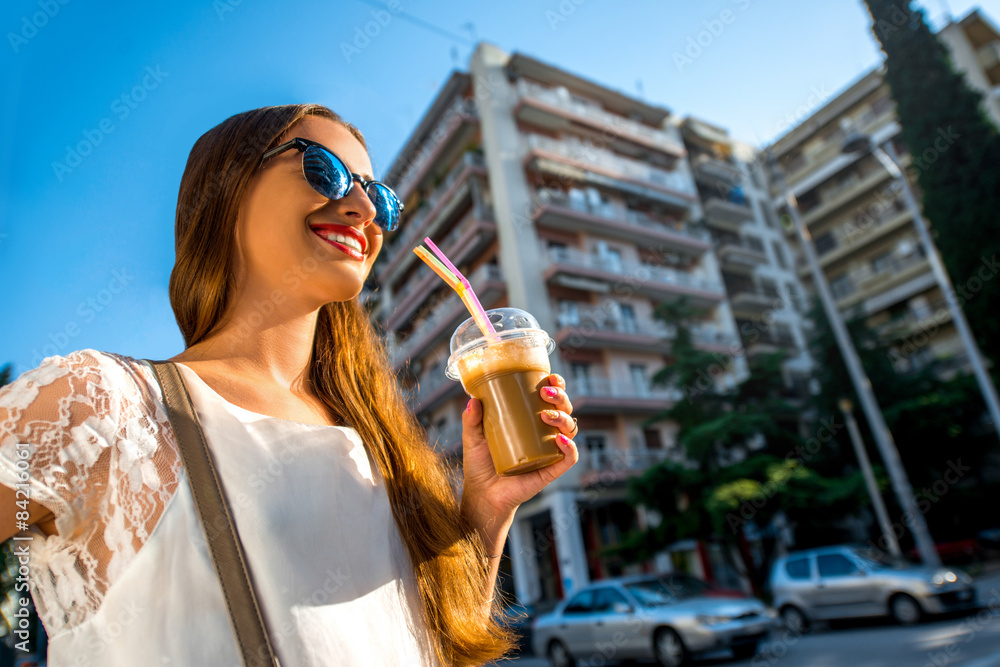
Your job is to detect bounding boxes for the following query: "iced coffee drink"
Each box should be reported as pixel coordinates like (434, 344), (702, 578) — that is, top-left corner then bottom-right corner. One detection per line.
(447, 309), (564, 476)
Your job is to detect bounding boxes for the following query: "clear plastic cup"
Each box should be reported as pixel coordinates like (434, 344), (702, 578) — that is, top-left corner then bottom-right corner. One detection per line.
(446, 308), (565, 476)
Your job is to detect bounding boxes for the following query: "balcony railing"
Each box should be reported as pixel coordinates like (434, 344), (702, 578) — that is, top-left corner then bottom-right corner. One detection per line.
(535, 188), (710, 242)
(394, 97), (478, 198)
(393, 263), (505, 358)
(515, 79), (684, 155)
(876, 299), (950, 339)
(703, 195), (754, 230)
(580, 446), (672, 475)
(390, 151), (485, 254)
(524, 134), (696, 198)
(557, 307), (737, 349)
(848, 251), (927, 290)
(546, 246), (724, 294)
(570, 375), (682, 402)
(692, 153), (743, 187)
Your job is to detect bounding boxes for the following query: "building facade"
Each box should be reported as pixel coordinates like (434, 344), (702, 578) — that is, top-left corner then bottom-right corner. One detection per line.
(370, 43), (811, 610)
(765, 9), (1000, 378)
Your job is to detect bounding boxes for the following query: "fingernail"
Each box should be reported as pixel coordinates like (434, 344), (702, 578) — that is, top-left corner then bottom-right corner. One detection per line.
(544, 387), (558, 398)
(558, 434), (573, 447)
(466, 399), (473, 414)
(544, 409), (559, 419)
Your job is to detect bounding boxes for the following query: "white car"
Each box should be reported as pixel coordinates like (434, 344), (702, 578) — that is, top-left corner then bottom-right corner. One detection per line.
(768, 545), (977, 631)
(532, 574), (774, 666)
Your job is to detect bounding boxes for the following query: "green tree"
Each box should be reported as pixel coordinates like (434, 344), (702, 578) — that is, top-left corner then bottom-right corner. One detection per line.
(613, 302), (867, 592)
(807, 297), (998, 545)
(862, 0), (1000, 368)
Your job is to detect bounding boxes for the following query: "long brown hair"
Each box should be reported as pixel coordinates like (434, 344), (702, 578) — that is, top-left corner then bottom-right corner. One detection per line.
(169, 104), (514, 666)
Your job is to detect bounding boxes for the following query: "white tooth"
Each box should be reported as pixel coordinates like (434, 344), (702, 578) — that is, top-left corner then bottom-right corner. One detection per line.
(326, 232), (362, 253)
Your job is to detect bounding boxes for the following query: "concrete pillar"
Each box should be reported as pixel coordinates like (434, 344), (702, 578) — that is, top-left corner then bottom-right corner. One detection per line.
(507, 515), (539, 604)
(550, 489), (590, 596)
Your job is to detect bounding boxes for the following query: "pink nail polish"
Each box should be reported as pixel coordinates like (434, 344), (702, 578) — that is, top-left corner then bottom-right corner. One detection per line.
(466, 399), (473, 413)
(544, 387), (558, 398)
(558, 434), (572, 446)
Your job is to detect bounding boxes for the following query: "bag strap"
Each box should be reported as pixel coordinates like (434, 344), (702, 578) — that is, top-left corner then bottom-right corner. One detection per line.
(145, 360), (281, 667)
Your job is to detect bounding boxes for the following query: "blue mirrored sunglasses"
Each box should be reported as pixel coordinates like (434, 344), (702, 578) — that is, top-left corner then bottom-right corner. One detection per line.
(260, 137), (404, 232)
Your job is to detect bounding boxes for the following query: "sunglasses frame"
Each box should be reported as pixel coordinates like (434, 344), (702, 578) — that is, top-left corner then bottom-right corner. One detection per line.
(259, 137), (404, 231)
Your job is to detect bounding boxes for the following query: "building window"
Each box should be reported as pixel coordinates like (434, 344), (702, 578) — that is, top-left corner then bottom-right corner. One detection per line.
(629, 364), (649, 397)
(570, 362), (592, 394)
(814, 231), (837, 255)
(871, 250), (895, 274)
(771, 240), (788, 269)
(831, 274), (855, 299)
(558, 300), (580, 327)
(619, 304), (637, 333)
(643, 428), (663, 449)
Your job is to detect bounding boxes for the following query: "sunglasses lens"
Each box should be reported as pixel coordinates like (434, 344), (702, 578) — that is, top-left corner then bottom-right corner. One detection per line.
(368, 183), (402, 232)
(303, 146), (351, 199)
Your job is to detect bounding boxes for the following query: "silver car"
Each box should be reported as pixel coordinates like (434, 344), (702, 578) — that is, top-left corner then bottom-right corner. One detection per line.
(769, 545), (977, 632)
(531, 574), (774, 667)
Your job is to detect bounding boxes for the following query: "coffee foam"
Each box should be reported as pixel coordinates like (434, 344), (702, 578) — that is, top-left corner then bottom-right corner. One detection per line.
(455, 335), (551, 383)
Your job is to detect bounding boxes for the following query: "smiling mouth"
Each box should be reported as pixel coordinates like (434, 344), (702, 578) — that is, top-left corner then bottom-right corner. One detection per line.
(310, 227), (366, 261)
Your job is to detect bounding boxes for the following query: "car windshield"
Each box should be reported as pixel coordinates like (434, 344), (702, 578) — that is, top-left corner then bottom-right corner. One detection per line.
(624, 577), (707, 607)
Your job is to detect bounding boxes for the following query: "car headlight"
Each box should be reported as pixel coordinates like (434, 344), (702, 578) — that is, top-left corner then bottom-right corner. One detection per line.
(931, 570), (959, 586)
(696, 614), (730, 626)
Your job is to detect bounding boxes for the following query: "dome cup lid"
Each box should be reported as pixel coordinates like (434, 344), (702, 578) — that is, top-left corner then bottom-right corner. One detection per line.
(445, 308), (555, 380)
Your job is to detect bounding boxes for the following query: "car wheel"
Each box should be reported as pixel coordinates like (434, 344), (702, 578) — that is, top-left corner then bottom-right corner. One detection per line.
(732, 641), (759, 660)
(780, 605), (810, 634)
(654, 627), (687, 667)
(547, 639), (576, 667)
(890, 593), (923, 625)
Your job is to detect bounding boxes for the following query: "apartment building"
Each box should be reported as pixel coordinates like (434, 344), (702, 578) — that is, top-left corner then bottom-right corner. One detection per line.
(766, 9), (1000, 377)
(370, 43), (811, 609)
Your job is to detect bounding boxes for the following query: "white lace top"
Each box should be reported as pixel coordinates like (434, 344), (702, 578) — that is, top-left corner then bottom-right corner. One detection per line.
(0, 349), (439, 666)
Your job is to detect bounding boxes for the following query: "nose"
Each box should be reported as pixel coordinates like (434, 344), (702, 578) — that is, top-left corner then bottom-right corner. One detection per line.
(339, 179), (378, 227)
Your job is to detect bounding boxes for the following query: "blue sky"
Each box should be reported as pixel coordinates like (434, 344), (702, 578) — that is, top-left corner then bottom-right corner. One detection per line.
(2, 0), (998, 376)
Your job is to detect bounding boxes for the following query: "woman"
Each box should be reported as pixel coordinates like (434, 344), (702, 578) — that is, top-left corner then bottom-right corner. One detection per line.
(0, 104), (579, 666)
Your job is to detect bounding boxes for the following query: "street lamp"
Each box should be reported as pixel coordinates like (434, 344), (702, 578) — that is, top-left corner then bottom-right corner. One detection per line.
(767, 151), (941, 568)
(838, 398), (901, 559)
(841, 131), (1000, 442)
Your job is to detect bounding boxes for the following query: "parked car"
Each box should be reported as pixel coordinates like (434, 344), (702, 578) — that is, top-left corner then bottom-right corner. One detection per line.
(769, 544), (977, 632)
(532, 574), (774, 667)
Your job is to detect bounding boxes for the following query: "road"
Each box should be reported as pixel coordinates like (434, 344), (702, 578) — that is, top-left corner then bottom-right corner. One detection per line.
(500, 573), (1000, 667)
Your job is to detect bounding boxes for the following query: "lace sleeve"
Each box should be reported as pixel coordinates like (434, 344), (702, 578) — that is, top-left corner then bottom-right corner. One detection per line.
(0, 349), (181, 634)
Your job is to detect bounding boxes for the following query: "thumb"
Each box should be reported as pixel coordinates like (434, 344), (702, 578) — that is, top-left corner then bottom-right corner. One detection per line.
(462, 397), (487, 447)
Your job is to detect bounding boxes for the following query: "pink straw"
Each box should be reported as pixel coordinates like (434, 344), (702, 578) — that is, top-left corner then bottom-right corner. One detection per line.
(423, 236), (498, 337)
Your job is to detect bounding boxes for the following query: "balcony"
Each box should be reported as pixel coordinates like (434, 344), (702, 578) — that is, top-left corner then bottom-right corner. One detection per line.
(579, 446), (673, 488)
(836, 252), (930, 310)
(554, 307), (738, 354)
(544, 246), (725, 306)
(570, 374), (683, 415)
(798, 154), (911, 228)
(729, 286), (782, 316)
(876, 299), (951, 341)
(522, 134), (698, 208)
(692, 153), (743, 189)
(742, 329), (798, 358)
(514, 79), (685, 158)
(382, 151), (488, 282)
(406, 367), (465, 414)
(716, 237), (767, 273)
(703, 195), (753, 232)
(532, 188), (710, 255)
(394, 97), (478, 202)
(391, 263), (506, 358)
(798, 206), (914, 276)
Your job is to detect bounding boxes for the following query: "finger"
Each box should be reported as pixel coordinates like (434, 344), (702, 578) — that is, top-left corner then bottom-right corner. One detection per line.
(461, 397), (485, 450)
(537, 433), (579, 483)
(541, 409), (576, 435)
(546, 374), (566, 389)
(541, 386), (573, 414)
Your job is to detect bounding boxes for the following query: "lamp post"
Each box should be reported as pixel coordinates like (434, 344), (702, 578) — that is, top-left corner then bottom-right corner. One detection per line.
(838, 398), (901, 559)
(768, 152), (941, 568)
(841, 132), (1000, 442)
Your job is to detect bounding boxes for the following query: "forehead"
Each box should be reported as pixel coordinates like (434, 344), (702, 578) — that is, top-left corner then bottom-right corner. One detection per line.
(284, 116), (373, 180)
